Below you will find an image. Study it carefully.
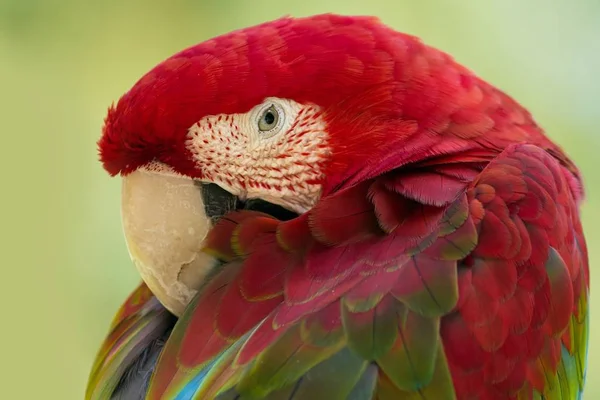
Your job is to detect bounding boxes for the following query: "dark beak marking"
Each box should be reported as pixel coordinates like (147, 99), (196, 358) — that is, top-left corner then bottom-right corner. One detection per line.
(197, 182), (298, 222)
(197, 182), (238, 224)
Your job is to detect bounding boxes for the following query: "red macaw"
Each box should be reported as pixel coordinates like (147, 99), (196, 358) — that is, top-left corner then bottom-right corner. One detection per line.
(86, 14), (589, 400)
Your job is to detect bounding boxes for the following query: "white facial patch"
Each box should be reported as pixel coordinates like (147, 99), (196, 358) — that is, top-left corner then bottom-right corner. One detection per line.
(186, 97), (330, 213)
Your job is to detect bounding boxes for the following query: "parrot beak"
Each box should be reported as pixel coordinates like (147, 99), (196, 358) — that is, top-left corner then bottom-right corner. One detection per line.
(121, 166), (298, 316)
(121, 168), (222, 316)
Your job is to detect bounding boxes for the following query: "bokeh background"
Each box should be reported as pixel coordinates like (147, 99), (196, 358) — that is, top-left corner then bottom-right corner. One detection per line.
(2, 0), (599, 398)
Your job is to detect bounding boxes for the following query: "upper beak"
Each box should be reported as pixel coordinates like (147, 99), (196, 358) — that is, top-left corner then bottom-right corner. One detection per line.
(120, 165), (299, 316)
(120, 167), (231, 316)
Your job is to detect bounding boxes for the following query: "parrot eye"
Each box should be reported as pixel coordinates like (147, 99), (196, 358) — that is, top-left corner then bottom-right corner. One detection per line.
(257, 104), (281, 132)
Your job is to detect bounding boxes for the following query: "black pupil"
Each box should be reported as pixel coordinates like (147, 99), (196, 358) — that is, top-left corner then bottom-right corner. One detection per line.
(264, 111), (275, 125)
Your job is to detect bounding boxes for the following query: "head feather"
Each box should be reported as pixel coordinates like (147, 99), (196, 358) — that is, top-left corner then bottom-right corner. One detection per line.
(99, 13), (576, 194)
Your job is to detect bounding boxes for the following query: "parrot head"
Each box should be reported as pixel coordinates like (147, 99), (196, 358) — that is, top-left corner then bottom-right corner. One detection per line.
(98, 14), (570, 316)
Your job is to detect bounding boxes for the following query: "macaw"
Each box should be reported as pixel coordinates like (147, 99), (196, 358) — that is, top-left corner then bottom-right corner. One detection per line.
(86, 14), (589, 400)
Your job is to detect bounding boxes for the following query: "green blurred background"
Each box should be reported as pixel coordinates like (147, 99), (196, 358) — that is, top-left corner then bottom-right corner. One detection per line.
(2, 0), (598, 398)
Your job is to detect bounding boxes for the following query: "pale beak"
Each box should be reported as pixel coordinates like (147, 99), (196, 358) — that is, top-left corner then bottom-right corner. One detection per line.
(120, 168), (221, 316)
(120, 166), (299, 316)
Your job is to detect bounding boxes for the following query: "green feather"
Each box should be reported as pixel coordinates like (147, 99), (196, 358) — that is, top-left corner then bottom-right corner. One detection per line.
(438, 197), (469, 237)
(236, 323), (345, 398)
(214, 389), (240, 400)
(283, 347), (368, 399)
(392, 257), (458, 318)
(224, 357), (372, 400)
(574, 288), (589, 389)
(342, 295), (399, 360)
(376, 309), (440, 391)
(347, 364), (378, 400)
(539, 353), (562, 400)
(395, 343), (456, 400)
(375, 344), (455, 399)
(299, 306), (344, 347)
(557, 345), (579, 399)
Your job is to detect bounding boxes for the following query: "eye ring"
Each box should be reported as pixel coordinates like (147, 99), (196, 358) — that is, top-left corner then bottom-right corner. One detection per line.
(257, 104), (282, 133)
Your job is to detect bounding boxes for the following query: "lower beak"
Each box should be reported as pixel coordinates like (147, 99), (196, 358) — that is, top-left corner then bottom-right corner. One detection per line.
(121, 168), (222, 316)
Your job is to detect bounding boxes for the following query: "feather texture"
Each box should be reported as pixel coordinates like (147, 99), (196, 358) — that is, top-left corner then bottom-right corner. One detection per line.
(89, 13), (588, 400)
(139, 144), (588, 399)
(85, 283), (175, 400)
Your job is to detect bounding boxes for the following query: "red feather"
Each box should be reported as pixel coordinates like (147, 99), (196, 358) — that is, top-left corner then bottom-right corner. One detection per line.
(146, 140), (587, 399)
(232, 215), (280, 255)
(178, 268), (238, 367)
(215, 278), (282, 339)
(143, 135), (587, 400)
(238, 239), (289, 299)
(310, 181), (381, 244)
(441, 313), (487, 370)
(383, 169), (467, 206)
(92, 14), (589, 399)
(235, 314), (286, 366)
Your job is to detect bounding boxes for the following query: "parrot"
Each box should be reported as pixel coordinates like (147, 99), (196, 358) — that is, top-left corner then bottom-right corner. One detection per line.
(85, 14), (589, 400)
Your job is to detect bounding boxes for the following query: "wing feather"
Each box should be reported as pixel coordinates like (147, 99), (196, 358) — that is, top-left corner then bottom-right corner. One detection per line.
(132, 143), (588, 399)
